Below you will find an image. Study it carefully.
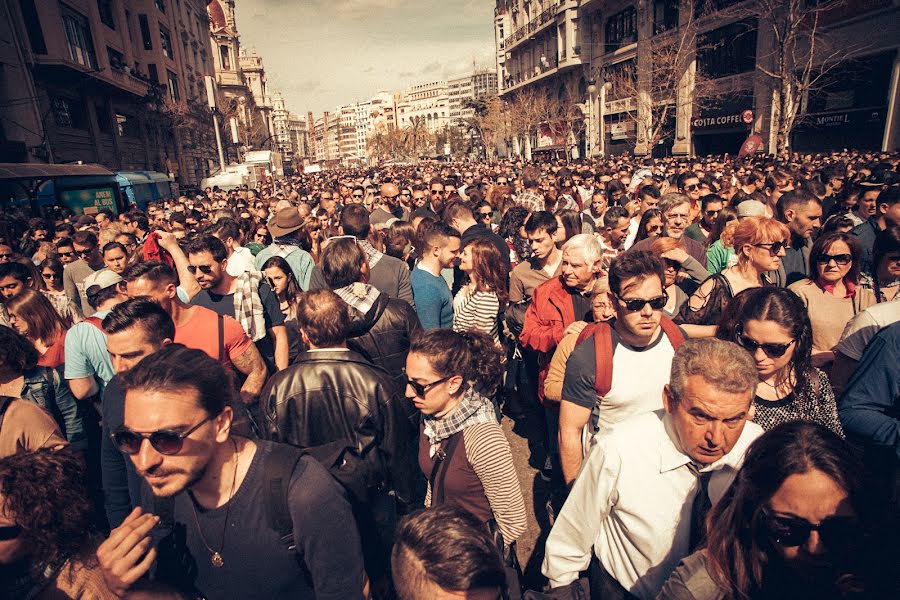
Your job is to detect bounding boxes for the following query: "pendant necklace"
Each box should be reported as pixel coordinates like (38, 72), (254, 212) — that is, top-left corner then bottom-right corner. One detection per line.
(190, 437), (240, 568)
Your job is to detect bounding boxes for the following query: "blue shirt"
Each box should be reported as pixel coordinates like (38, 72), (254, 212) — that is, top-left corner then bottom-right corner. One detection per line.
(255, 245), (315, 290)
(64, 309), (114, 387)
(411, 265), (453, 329)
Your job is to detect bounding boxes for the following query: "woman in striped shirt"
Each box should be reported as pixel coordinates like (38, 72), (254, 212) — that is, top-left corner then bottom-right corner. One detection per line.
(453, 238), (508, 345)
(407, 328), (527, 548)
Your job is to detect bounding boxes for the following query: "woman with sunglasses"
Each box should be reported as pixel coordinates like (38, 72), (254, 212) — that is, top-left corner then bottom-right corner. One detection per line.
(0, 448), (120, 599)
(634, 208), (664, 244)
(407, 328), (526, 568)
(658, 421), (893, 600)
(788, 233), (876, 368)
(247, 225), (271, 257)
(38, 257), (66, 297)
(678, 217), (789, 337)
(717, 287), (844, 435)
(454, 239), (508, 346)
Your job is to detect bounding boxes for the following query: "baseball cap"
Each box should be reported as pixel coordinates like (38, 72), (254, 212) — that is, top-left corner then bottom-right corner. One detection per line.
(736, 200), (766, 218)
(84, 269), (123, 298)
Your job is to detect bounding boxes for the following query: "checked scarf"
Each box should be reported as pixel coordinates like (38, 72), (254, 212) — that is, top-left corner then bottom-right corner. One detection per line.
(233, 271), (267, 342)
(423, 386), (497, 458)
(334, 282), (380, 316)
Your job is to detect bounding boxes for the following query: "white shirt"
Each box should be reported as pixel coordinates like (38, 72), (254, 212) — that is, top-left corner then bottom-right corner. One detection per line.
(624, 217), (640, 250)
(835, 301), (900, 360)
(542, 410), (763, 599)
(226, 246), (257, 276)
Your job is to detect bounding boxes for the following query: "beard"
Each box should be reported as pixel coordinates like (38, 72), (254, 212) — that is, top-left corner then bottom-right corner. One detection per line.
(141, 455), (212, 499)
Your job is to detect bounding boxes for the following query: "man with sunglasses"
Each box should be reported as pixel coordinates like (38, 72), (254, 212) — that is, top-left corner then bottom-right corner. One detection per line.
(557, 251), (686, 486)
(546, 339), (762, 599)
(97, 344), (366, 599)
(428, 179), (446, 213)
(63, 230), (106, 317)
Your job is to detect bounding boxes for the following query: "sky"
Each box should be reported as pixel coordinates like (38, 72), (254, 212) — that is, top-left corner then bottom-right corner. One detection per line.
(233, 0), (498, 116)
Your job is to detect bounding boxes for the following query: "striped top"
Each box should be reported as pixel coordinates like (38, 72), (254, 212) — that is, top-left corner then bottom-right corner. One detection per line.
(425, 422), (528, 543)
(452, 287), (500, 344)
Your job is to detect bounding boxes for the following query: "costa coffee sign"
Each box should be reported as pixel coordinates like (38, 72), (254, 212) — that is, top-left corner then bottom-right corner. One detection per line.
(692, 112), (750, 129)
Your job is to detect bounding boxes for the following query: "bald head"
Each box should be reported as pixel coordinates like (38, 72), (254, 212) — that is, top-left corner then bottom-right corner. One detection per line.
(380, 183), (400, 207)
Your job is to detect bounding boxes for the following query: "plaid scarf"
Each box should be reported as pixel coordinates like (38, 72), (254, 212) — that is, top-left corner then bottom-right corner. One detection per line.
(423, 386), (497, 457)
(358, 240), (383, 269)
(334, 282), (380, 316)
(233, 271), (267, 342)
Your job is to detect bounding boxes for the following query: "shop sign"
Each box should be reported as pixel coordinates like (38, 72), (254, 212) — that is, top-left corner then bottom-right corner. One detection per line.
(609, 121), (634, 140)
(57, 187), (118, 215)
(692, 112), (749, 129)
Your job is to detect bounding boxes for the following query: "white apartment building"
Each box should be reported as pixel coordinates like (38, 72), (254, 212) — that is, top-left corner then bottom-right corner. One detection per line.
(396, 80), (450, 133)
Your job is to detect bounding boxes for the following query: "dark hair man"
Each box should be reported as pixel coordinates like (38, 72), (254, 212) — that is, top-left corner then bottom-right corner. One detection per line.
(776, 189), (823, 286)
(684, 194), (724, 243)
(319, 238), (419, 390)
(55, 237), (77, 265)
(599, 206), (631, 270)
(209, 217), (256, 276)
(122, 261), (267, 406)
(852, 185), (899, 276)
(509, 211), (562, 330)
(126, 212), (150, 246)
(557, 251), (684, 485)
(98, 299), (175, 526)
(187, 235), (288, 372)
(97, 344), (366, 598)
(64, 230), (105, 316)
(443, 200), (511, 293)
(544, 339), (763, 598)
(677, 171), (703, 222)
(260, 289), (416, 579)
(392, 506), (507, 600)
(411, 223), (460, 329)
(309, 204), (415, 306)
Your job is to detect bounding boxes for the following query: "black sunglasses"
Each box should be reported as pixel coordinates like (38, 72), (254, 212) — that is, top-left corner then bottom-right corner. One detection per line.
(112, 414), (217, 455)
(737, 333), (795, 358)
(684, 184), (700, 191)
(352, 193), (363, 198)
(815, 253), (852, 266)
(187, 264), (214, 275)
(615, 293), (668, 312)
(763, 509), (857, 549)
(752, 241), (787, 256)
(0, 524), (22, 541)
(407, 375), (451, 398)
(57, 250), (75, 258)
(478, 211), (492, 218)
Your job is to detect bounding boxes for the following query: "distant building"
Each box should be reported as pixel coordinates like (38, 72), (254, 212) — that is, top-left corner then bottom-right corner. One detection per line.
(396, 80), (450, 133)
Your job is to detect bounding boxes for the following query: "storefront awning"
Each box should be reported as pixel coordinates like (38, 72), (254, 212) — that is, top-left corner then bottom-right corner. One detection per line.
(0, 163), (114, 181)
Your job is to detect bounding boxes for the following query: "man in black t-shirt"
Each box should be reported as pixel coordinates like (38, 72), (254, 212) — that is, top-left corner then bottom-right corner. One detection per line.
(97, 345), (365, 600)
(186, 235), (287, 372)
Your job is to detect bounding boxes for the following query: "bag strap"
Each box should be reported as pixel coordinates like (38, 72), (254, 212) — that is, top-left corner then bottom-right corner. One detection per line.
(429, 432), (464, 506)
(575, 322), (614, 398)
(0, 396), (13, 436)
(217, 313), (225, 363)
(84, 316), (104, 330)
(263, 443), (308, 553)
(659, 317), (686, 350)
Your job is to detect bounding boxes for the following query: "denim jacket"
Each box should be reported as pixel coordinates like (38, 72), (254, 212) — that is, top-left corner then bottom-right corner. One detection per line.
(21, 366), (85, 450)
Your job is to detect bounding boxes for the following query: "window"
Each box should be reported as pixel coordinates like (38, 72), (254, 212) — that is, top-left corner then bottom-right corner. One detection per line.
(116, 113), (140, 137)
(159, 26), (172, 59)
(19, 0), (46, 54)
(97, 0), (115, 29)
(155, 0), (166, 13)
(95, 104), (111, 134)
(107, 47), (124, 70)
(124, 9), (133, 41)
(605, 7), (637, 52)
(51, 96), (86, 129)
(138, 14), (152, 50)
(62, 7), (97, 68)
(167, 70), (179, 102)
(697, 20), (758, 79)
(148, 63), (158, 83)
(654, 0), (679, 34)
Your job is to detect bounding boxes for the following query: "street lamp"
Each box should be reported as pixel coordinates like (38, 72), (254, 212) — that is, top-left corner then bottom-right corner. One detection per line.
(587, 78), (597, 157)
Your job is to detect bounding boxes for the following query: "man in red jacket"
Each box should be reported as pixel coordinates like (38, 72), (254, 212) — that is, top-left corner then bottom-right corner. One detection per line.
(520, 233), (603, 481)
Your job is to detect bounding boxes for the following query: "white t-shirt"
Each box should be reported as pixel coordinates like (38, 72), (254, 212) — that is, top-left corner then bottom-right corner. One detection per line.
(835, 301), (900, 360)
(226, 246), (257, 276)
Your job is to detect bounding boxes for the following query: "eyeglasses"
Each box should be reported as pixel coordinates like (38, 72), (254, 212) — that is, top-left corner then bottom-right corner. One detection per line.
(75, 248), (95, 258)
(885, 253), (900, 263)
(42, 272), (59, 279)
(705, 209), (721, 216)
(647, 224), (664, 232)
(737, 333), (795, 358)
(187, 264), (214, 275)
(400, 191), (411, 196)
(57, 250), (75, 258)
(762, 509), (856, 549)
(112, 414), (217, 455)
(352, 193), (363, 198)
(0, 253), (12, 260)
(0, 525), (22, 541)
(382, 193), (399, 199)
(615, 293), (668, 312)
(752, 241), (787, 256)
(407, 375), (451, 398)
(431, 188), (443, 194)
(477, 211), (492, 218)
(815, 253), (852, 266)
(255, 231), (267, 238)
(684, 184), (700, 192)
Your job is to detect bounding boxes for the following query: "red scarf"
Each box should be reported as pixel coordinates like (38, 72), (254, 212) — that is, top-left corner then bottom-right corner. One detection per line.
(817, 277), (856, 299)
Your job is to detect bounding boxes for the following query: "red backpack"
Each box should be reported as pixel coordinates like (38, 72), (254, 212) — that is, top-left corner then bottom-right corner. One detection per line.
(575, 317), (686, 398)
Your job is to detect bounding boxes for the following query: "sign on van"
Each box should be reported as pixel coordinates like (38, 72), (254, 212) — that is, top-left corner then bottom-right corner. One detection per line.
(58, 186), (118, 215)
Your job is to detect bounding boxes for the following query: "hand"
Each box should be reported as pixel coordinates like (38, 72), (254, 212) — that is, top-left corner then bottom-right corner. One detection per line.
(661, 247), (690, 263)
(564, 320), (589, 337)
(97, 507), (159, 597)
(155, 230), (179, 252)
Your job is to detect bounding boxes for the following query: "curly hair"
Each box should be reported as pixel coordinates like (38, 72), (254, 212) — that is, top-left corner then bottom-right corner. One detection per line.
(409, 329), (502, 396)
(0, 448), (95, 569)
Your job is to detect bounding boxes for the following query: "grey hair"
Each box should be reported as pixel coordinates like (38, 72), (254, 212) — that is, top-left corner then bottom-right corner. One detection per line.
(562, 233), (602, 267)
(658, 192), (691, 215)
(669, 339), (758, 403)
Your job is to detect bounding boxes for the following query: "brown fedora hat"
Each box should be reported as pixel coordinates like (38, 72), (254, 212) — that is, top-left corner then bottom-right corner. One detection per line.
(267, 208), (304, 238)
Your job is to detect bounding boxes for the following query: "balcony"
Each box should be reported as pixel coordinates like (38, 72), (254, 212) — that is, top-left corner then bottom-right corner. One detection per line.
(501, 1), (561, 53)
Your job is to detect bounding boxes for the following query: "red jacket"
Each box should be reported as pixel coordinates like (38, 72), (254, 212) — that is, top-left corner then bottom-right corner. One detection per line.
(519, 276), (576, 403)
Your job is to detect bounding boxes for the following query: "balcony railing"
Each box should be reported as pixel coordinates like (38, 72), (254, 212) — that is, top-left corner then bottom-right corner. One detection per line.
(500, 2), (561, 50)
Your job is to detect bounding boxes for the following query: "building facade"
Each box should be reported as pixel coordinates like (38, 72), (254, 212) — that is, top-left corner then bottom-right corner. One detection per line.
(495, 0), (900, 157)
(2, 0), (218, 186)
(396, 80), (450, 133)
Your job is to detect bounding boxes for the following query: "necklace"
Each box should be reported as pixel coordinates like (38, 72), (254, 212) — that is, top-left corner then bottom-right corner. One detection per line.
(190, 437), (240, 568)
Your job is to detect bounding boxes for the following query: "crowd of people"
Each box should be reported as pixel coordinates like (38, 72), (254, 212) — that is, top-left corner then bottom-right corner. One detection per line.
(0, 148), (898, 600)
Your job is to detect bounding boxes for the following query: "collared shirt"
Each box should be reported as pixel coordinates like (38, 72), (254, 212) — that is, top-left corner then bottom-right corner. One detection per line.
(542, 410), (763, 599)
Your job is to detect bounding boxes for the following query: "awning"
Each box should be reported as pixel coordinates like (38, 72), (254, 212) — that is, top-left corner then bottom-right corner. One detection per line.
(115, 171), (173, 185)
(0, 163), (114, 180)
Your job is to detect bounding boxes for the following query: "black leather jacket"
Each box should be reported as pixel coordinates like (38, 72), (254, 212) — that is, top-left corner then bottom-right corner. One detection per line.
(260, 349), (418, 506)
(345, 292), (420, 392)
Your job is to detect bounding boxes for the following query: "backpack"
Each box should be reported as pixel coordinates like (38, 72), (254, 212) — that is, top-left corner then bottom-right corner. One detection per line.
(574, 317), (685, 398)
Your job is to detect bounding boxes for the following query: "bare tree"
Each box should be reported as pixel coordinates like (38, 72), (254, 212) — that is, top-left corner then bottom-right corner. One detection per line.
(470, 97), (514, 159)
(507, 87), (553, 159)
(546, 78), (588, 162)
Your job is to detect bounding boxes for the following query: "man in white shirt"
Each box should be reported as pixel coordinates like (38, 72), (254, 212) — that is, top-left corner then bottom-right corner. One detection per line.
(543, 338), (763, 599)
(210, 218), (256, 276)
